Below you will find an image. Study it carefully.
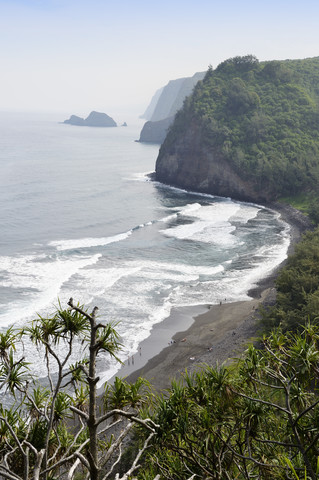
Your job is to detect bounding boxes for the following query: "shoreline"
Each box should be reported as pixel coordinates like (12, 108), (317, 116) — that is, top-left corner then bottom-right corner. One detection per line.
(106, 202), (312, 392)
(122, 289), (273, 391)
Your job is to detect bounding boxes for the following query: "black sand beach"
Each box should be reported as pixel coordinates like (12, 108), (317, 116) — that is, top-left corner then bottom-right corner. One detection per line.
(108, 203), (312, 392)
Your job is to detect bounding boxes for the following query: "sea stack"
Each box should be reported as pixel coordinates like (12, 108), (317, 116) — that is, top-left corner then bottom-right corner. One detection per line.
(64, 111), (117, 127)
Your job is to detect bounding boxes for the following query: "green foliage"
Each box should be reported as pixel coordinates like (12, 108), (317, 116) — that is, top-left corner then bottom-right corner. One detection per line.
(261, 227), (319, 331)
(161, 55), (319, 200)
(309, 197), (319, 224)
(0, 349), (30, 394)
(0, 300), (154, 480)
(138, 323), (319, 479)
(0, 326), (18, 359)
(215, 54), (260, 74)
(279, 193), (319, 225)
(25, 301), (91, 346)
(103, 376), (151, 411)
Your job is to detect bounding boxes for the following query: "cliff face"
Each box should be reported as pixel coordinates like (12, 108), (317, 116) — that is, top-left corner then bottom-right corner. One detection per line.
(156, 121), (269, 203)
(148, 72), (205, 122)
(139, 116), (174, 144)
(165, 72), (206, 121)
(140, 87), (164, 120)
(150, 78), (188, 122)
(139, 72), (205, 143)
(156, 56), (319, 203)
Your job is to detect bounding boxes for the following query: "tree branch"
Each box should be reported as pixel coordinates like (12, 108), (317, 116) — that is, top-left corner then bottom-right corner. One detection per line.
(70, 404), (89, 421)
(232, 389), (290, 414)
(96, 409), (158, 432)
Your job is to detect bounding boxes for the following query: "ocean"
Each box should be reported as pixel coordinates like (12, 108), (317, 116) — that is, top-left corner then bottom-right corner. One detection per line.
(0, 111), (290, 383)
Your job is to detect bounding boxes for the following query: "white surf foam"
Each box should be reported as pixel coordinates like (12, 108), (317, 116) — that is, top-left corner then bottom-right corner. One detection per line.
(0, 252), (101, 328)
(69, 265), (143, 300)
(130, 171), (154, 182)
(161, 220), (237, 245)
(160, 201), (262, 246)
(229, 204), (261, 223)
(219, 227), (290, 299)
(49, 230), (132, 251)
(121, 259), (225, 279)
(159, 213), (178, 223)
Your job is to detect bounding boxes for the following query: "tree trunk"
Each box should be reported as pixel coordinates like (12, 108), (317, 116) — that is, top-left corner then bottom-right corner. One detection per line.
(88, 306), (99, 480)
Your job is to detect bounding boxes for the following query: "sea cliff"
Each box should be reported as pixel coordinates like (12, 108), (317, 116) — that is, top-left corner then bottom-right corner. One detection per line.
(138, 116), (174, 144)
(155, 56), (319, 203)
(139, 71), (205, 143)
(155, 120), (268, 202)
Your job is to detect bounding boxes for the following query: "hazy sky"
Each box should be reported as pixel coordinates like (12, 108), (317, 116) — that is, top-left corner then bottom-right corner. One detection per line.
(1, 0), (319, 117)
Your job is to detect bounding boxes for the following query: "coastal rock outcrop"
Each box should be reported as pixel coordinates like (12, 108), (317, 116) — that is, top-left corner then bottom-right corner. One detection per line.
(64, 115), (85, 126)
(64, 111), (117, 127)
(139, 72), (205, 143)
(156, 56), (319, 203)
(138, 116), (174, 144)
(156, 121), (266, 202)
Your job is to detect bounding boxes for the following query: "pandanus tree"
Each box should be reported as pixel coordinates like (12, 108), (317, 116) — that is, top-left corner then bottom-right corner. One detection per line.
(0, 299), (157, 480)
(139, 322), (319, 480)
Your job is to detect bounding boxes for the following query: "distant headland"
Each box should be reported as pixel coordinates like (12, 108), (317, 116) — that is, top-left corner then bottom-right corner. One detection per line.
(63, 111), (117, 127)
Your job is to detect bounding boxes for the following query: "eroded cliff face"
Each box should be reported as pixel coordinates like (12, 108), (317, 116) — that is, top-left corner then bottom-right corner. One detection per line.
(139, 72), (205, 143)
(156, 56), (319, 202)
(138, 116), (174, 144)
(155, 122), (272, 203)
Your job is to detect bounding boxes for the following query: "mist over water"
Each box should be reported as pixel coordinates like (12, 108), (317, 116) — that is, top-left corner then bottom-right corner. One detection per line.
(0, 112), (290, 381)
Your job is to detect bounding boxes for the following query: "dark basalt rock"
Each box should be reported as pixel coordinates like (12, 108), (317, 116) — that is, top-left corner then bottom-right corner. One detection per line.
(155, 121), (271, 204)
(64, 111), (117, 127)
(64, 115), (86, 126)
(138, 116), (174, 144)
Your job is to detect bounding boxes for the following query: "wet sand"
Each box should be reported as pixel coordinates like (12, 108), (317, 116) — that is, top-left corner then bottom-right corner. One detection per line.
(121, 289), (273, 391)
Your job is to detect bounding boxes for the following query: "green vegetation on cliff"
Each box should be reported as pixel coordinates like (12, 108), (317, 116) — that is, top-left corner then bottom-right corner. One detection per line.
(136, 226), (319, 480)
(2, 220), (319, 480)
(158, 55), (319, 201)
(139, 322), (319, 480)
(261, 226), (319, 331)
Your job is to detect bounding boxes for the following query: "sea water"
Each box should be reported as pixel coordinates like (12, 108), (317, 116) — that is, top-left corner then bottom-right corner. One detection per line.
(0, 111), (290, 382)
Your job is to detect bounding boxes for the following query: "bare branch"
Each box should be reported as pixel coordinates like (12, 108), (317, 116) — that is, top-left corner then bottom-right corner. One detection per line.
(103, 442), (123, 480)
(32, 449), (45, 480)
(232, 389), (290, 414)
(0, 415), (27, 459)
(70, 404), (89, 421)
(101, 421), (134, 467)
(96, 409), (158, 432)
(0, 467), (22, 480)
(292, 397), (319, 427)
(41, 438), (90, 475)
(97, 417), (123, 437)
(113, 432), (156, 480)
(67, 458), (81, 480)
